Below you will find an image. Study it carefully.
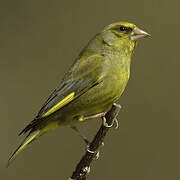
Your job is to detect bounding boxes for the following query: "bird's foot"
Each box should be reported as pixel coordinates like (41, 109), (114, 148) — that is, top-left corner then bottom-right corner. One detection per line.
(102, 116), (119, 129)
(102, 103), (121, 129)
(114, 118), (119, 129)
(112, 103), (121, 129)
(86, 144), (100, 160)
(102, 110), (119, 129)
(102, 116), (114, 128)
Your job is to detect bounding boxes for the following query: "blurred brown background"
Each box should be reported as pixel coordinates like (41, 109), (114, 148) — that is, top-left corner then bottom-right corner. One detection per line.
(0, 0), (179, 179)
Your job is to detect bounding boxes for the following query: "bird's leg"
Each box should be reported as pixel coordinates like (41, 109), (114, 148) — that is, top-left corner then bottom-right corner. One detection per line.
(71, 126), (90, 145)
(71, 126), (100, 159)
(84, 112), (106, 154)
(102, 103), (121, 129)
(84, 112), (107, 120)
(73, 112), (107, 142)
(113, 103), (122, 109)
(72, 112), (107, 159)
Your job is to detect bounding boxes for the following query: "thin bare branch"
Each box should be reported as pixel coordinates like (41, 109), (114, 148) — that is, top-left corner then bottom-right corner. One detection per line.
(69, 104), (120, 180)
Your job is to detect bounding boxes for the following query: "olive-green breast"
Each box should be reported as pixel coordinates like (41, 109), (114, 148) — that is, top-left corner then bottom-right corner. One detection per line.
(61, 53), (131, 119)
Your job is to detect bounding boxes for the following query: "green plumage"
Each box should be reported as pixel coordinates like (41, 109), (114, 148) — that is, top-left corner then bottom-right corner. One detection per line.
(8, 22), (150, 166)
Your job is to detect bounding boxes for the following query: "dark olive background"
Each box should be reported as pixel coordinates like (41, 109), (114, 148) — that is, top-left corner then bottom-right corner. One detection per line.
(0, 0), (179, 180)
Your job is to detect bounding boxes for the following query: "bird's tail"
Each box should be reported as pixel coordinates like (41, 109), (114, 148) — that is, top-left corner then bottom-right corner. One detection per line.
(7, 130), (40, 167)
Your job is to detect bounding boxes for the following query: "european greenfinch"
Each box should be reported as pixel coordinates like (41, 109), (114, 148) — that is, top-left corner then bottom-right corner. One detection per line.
(8, 22), (150, 166)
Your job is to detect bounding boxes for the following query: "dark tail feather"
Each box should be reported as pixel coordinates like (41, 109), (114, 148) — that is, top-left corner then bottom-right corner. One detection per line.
(7, 130), (40, 167)
(18, 118), (42, 136)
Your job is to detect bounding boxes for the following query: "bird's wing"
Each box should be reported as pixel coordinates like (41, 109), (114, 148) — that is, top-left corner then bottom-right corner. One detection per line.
(19, 54), (105, 135)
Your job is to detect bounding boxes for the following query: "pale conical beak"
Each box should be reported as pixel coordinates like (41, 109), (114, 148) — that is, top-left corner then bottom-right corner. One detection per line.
(130, 27), (151, 41)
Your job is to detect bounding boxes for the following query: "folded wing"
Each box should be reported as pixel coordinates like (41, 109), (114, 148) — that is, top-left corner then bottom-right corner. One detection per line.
(19, 54), (105, 135)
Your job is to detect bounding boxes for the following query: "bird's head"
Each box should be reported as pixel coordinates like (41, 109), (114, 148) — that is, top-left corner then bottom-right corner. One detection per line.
(104, 22), (150, 41)
(100, 22), (150, 53)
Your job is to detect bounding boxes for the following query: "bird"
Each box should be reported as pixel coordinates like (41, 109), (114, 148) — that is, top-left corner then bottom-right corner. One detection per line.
(7, 22), (150, 166)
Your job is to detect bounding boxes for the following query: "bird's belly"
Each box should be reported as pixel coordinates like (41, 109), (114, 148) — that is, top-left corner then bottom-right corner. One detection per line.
(63, 72), (129, 120)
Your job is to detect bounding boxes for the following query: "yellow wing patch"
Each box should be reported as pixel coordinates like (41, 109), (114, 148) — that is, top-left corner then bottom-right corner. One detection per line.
(42, 74), (104, 118)
(42, 92), (75, 117)
(97, 74), (104, 82)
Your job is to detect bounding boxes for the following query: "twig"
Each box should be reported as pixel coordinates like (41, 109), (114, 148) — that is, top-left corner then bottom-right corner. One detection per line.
(69, 104), (120, 180)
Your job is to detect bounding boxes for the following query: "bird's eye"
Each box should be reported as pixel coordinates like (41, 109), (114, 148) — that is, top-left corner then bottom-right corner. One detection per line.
(119, 26), (128, 32)
(119, 26), (132, 33)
